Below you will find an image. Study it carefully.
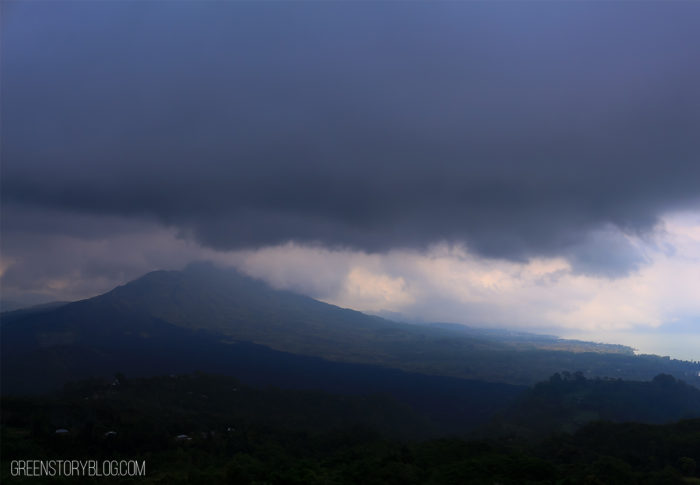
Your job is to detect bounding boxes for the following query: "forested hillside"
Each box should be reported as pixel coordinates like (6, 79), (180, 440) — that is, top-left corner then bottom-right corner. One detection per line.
(2, 373), (699, 484)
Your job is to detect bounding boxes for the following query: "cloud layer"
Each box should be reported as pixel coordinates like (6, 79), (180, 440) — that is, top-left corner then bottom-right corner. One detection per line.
(3, 2), (700, 278)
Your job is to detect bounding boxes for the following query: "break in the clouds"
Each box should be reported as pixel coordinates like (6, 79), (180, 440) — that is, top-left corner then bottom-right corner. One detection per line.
(233, 212), (700, 335)
(3, 1), (700, 278)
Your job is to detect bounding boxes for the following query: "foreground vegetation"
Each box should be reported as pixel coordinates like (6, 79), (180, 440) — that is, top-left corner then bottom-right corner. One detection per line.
(2, 373), (699, 484)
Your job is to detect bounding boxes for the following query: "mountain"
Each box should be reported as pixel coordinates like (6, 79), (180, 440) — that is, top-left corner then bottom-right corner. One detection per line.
(2, 263), (699, 393)
(1, 265), (527, 433)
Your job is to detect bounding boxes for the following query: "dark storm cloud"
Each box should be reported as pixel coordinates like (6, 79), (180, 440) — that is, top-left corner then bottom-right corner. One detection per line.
(2, 1), (699, 276)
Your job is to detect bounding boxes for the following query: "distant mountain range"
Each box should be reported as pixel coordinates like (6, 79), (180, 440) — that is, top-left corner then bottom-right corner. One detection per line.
(2, 263), (699, 397)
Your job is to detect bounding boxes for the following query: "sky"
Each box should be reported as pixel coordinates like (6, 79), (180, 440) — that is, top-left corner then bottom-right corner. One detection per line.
(2, 1), (699, 360)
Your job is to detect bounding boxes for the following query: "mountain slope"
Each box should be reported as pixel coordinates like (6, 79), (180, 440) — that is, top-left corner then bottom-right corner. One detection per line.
(87, 263), (418, 361)
(1, 312), (525, 434)
(2, 264), (699, 388)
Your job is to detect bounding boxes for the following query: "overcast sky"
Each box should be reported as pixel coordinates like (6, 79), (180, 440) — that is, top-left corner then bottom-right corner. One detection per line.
(2, 1), (699, 359)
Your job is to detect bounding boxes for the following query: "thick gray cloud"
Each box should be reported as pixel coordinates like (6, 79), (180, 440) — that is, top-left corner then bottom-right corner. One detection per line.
(2, 1), (700, 277)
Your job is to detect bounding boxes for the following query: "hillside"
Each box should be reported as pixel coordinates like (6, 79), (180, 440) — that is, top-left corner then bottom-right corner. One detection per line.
(2, 264), (698, 390)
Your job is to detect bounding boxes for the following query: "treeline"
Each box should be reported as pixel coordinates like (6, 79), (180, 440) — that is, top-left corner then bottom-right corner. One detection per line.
(490, 371), (700, 439)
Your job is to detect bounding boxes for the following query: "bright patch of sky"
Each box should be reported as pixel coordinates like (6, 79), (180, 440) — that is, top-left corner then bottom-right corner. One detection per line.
(231, 211), (700, 360)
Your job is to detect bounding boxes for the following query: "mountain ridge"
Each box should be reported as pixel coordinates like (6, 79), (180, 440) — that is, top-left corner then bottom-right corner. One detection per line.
(2, 264), (699, 390)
